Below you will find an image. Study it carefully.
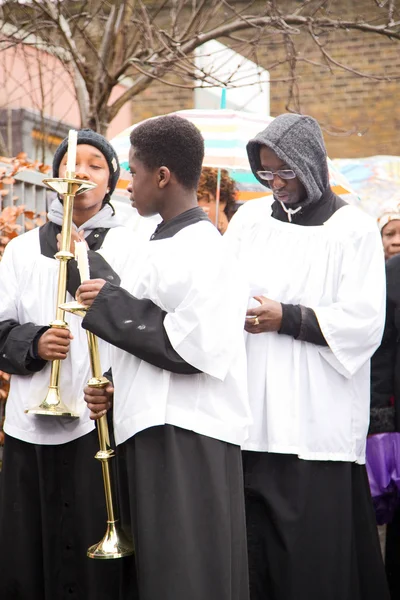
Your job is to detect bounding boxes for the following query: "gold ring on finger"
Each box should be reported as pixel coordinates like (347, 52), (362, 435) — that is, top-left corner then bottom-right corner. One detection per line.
(254, 317), (259, 326)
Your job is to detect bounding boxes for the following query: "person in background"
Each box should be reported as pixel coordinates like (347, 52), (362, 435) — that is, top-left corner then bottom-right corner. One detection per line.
(225, 113), (389, 600)
(378, 204), (400, 261)
(369, 203), (400, 599)
(197, 166), (238, 233)
(0, 130), (134, 600)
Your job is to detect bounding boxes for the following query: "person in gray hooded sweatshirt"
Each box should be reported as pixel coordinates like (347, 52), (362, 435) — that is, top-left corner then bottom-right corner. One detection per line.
(224, 113), (389, 600)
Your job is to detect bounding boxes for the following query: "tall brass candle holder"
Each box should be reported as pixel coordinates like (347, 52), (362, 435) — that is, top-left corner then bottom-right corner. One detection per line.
(26, 174), (97, 418)
(60, 300), (135, 559)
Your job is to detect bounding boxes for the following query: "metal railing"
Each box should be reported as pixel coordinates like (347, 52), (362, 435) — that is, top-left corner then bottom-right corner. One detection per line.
(0, 164), (51, 233)
(0, 162), (131, 229)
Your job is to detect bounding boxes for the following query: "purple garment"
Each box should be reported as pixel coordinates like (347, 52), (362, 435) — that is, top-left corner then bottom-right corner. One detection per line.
(366, 432), (400, 525)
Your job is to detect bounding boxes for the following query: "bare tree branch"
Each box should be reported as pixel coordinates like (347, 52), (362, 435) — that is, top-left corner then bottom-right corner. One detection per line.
(308, 21), (400, 80)
(1, 0), (400, 133)
(180, 0), (211, 40)
(283, 33), (301, 114)
(30, 0), (90, 124)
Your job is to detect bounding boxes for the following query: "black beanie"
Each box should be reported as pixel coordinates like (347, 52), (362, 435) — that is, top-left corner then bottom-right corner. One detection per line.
(52, 129), (121, 195)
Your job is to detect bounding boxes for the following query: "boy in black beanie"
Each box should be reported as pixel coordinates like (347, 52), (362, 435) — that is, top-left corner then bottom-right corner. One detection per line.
(0, 130), (135, 600)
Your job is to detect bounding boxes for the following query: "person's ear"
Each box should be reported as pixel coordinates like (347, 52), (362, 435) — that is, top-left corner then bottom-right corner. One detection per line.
(158, 167), (171, 188)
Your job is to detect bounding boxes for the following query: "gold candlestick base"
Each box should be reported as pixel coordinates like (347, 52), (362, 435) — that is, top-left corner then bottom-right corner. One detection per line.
(87, 521), (134, 559)
(25, 386), (79, 417)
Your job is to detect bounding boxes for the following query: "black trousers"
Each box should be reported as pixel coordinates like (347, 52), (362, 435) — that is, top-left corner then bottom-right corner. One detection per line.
(243, 451), (390, 600)
(118, 424), (250, 600)
(385, 507), (400, 599)
(0, 431), (131, 600)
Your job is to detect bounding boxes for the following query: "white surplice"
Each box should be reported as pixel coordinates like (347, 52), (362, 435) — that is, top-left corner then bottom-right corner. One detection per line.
(108, 220), (252, 447)
(225, 197), (386, 463)
(0, 226), (132, 445)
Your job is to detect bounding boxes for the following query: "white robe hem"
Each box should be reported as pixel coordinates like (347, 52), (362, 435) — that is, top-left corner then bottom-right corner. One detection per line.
(4, 419), (95, 446)
(114, 407), (249, 448)
(241, 442), (366, 464)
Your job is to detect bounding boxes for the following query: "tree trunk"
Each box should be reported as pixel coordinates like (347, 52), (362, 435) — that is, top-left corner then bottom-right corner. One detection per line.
(87, 104), (111, 135)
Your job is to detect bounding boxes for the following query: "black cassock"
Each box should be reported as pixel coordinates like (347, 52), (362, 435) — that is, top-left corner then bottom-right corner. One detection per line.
(241, 192), (390, 600)
(82, 207), (250, 600)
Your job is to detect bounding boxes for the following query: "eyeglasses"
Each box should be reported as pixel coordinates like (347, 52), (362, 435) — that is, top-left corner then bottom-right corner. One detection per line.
(256, 169), (296, 181)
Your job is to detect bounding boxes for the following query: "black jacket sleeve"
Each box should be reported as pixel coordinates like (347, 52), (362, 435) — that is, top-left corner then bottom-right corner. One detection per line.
(0, 319), (48, 375)
(82, 282), (200, 375)
(370, 296), (396, 434)
(67, 251), (121, 298)
(369, 255), (400, 434)
(279, 303), (328, 346)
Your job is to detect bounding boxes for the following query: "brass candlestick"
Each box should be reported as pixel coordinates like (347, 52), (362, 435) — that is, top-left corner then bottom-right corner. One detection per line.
(26, 175), (97, 418)
(61, 300), (135, 559)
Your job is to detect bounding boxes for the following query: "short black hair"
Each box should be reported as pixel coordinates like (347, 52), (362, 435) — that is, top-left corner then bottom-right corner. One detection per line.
(130, 115), (204, 190)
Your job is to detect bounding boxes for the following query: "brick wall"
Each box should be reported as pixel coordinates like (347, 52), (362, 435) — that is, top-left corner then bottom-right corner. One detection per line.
(130, 77), (193, 123)
(261, 19), (400, 158)
(130, 0), (400, 159)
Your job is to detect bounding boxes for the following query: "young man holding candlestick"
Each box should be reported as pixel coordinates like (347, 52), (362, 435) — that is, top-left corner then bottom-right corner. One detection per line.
(0, 130), (136, 600)
(78, 115), (251, 600)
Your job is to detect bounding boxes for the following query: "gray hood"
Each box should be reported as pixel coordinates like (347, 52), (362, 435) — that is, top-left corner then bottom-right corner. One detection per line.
(47, 197), (122, 235)
(246, 113), (329, 208)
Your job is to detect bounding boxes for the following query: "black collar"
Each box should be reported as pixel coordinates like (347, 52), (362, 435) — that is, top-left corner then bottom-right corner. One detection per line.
(39, 221), (109, 259)
(150, 207), (211, 241)
(271, 188), (347, 226)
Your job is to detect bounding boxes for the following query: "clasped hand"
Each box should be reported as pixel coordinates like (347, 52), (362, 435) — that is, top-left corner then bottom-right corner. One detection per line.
(245, 295), (283, 334)
(37, 328), (73, 361)
(83, 383), (114, 420)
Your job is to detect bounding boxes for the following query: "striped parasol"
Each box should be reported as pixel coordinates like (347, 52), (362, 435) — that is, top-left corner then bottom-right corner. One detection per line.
(111, 109), (357, 202)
